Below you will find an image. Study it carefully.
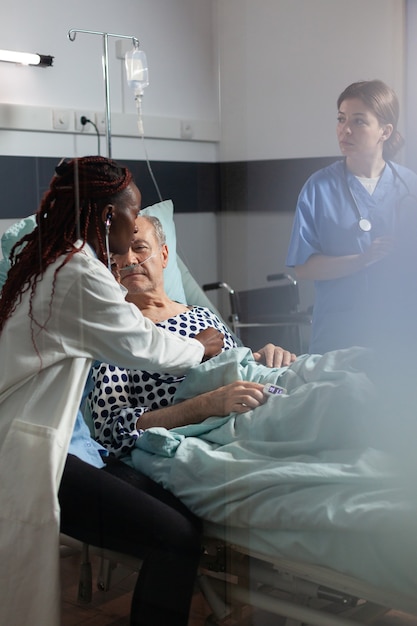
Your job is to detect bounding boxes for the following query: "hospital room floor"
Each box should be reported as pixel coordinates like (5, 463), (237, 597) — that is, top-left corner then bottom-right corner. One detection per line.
(60, 553), (417, 625)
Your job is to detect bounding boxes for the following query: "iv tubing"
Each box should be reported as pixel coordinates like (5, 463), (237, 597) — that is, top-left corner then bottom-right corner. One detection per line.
(134, 93), (163, 202)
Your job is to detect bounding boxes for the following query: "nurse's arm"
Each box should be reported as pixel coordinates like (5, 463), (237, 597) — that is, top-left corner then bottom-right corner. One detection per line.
(294, 253), (365, 280)
(294, 245), (388, 281)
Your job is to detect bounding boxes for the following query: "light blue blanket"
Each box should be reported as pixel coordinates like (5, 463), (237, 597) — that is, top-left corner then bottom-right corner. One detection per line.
(130, 347), (417, 595)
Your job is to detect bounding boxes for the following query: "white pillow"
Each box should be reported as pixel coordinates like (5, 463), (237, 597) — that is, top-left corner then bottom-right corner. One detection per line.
(141, 200), (186, 304)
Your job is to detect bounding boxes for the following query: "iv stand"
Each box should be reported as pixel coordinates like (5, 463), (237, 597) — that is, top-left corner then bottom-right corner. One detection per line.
(68, 28), (139, 158)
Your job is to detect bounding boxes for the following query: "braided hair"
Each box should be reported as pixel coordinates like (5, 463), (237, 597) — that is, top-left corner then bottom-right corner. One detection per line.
(0, 155), (133, 333)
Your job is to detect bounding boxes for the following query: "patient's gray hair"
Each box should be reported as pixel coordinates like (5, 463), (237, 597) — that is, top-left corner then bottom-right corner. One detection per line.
(141, 215), (167, 247)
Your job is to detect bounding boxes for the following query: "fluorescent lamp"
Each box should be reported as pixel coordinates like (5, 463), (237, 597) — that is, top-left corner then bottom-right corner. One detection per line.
(0, 49), (53, 67)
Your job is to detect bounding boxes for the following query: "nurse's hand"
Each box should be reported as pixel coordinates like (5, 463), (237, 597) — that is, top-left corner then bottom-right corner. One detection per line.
(363, 237), (395, 267)
(253, 343), (296, 368)
(195, 327), (224, 361)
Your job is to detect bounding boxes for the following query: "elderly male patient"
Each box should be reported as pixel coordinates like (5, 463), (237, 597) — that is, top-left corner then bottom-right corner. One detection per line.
(88, 214), (296, 458)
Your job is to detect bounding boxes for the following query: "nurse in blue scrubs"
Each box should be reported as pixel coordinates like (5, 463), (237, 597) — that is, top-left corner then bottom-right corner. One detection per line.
(286, 80), (417, 354)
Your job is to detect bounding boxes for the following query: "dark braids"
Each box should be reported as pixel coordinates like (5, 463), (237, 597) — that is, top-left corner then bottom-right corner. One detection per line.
(0, 155), (133, 334)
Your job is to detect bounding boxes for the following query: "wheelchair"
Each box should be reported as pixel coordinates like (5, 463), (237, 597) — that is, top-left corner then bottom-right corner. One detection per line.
(203, 273), (311, 355)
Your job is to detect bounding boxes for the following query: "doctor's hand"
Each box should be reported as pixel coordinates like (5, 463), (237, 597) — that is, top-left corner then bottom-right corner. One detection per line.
(252, 343), (296, 368)
(195, 327), (224, 361)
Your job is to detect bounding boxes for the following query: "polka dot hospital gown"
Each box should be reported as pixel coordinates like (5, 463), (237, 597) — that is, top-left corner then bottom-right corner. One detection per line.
(88, 306), (237, 457)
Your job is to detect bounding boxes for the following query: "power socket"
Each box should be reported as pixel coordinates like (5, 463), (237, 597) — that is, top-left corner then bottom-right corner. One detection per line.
(180, 120), (194, 139)
(74, 111), (95, 132)
(52, 109), (71, 131)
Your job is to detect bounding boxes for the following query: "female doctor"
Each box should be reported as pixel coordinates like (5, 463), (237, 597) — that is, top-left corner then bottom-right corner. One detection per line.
(0, 156), (224, 626)
(286, 80), (417, 354)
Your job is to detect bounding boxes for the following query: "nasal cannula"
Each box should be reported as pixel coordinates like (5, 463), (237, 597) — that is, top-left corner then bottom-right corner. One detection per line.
(118, 254), (157, 273)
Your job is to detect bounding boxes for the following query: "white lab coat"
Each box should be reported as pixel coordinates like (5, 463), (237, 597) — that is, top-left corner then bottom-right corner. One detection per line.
(0, 243), (204, 626)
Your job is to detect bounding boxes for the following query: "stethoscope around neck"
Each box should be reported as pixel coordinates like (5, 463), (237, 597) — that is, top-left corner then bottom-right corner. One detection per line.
(344, 159), (414, 232)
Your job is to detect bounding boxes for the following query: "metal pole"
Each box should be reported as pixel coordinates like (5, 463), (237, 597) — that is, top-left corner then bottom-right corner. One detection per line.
(102, 33), (111, 157)
(68, 29), (140, 159)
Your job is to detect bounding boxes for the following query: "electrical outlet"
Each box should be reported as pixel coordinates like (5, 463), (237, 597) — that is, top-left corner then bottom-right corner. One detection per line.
(52, 109), (71, 131)
(74, 111), (95, 132)
(180, 120), (194, 140)
(95, 112), (107, 134)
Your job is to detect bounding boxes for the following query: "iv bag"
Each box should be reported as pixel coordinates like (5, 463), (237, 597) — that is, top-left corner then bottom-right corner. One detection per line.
(125, 47), (149, 95)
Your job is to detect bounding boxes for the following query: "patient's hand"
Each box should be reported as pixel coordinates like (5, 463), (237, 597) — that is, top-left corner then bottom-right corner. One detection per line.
(252, 344), (296, 368)
(195, 327), (224, 361)
(203, 381), (266, 415)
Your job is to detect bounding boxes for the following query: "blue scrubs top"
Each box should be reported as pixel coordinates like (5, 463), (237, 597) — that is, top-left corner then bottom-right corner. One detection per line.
(286, 159), (417, 354)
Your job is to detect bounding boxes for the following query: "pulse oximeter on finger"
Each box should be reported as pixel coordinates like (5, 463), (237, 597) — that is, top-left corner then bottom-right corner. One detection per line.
(263, 383), (287, 397)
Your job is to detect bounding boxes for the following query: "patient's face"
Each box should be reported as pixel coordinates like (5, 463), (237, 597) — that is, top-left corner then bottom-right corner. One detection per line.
(113, 216), (168, 295)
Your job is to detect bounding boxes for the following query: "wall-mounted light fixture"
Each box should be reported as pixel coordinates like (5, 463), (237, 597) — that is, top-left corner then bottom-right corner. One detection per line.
(0, 49), (53, 67)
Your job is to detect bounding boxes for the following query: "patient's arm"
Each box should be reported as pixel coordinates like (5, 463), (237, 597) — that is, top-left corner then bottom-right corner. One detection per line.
(138, 380), (266, 430)
(89, 362), (265, 457)
(252, 343), (296, 368)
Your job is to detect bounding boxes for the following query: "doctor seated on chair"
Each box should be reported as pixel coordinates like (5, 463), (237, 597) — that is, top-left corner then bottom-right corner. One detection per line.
(88, 214), (296, 458)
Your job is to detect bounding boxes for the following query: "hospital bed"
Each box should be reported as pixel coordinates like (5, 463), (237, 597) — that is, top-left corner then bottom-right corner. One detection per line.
(63, 203), (417, 625)
(3, 208), (416, 626)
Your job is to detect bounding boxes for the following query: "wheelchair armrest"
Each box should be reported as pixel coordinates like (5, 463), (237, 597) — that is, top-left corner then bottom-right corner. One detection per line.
(202, 282), (240, 326)
(266, 273), (297, 285)
(202, 282), (235, 295)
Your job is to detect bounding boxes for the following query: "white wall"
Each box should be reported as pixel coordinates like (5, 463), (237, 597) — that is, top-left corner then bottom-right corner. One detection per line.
(0, 0), (220, 162)
(216, 0), (405, 162)
(405, 0), (417, 172)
